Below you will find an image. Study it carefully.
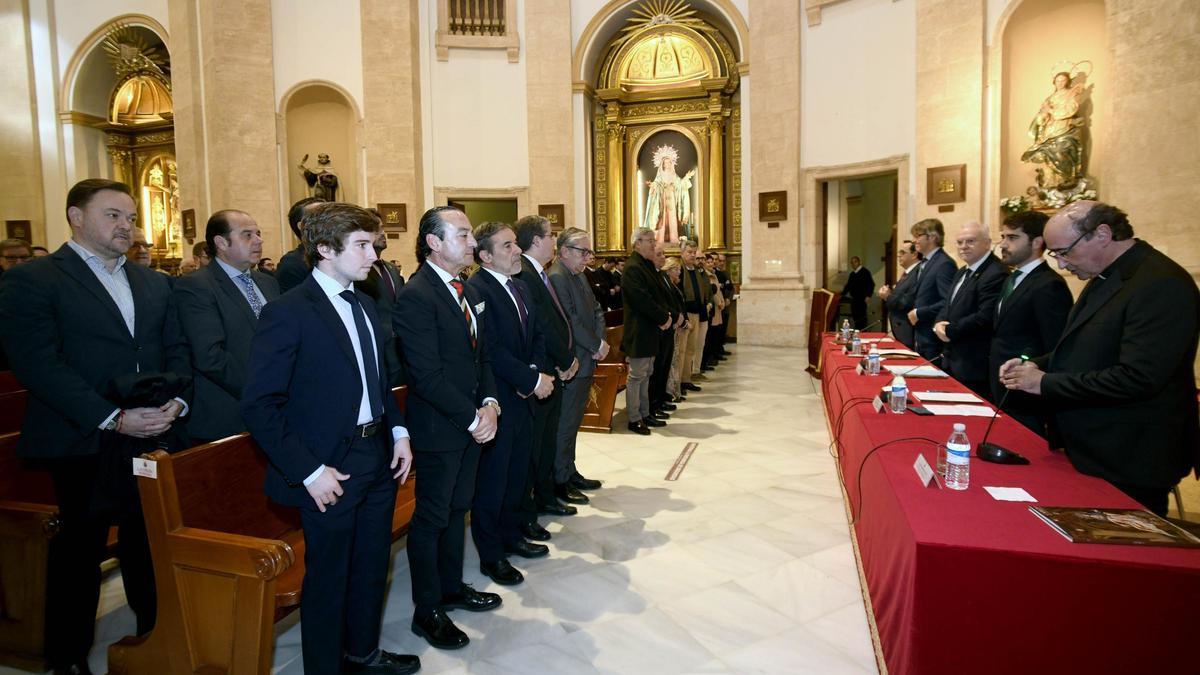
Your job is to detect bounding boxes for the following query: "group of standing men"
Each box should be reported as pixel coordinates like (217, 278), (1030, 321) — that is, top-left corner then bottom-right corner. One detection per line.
(876, 202), (1198, 517)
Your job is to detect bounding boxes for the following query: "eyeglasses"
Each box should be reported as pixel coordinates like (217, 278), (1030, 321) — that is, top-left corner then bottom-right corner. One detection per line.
(565, 245), (594, 257)
(1046, 229), (1090, 259)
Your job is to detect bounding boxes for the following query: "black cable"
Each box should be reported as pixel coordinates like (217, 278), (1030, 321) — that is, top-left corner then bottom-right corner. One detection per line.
(827, 396), (875, 459)
(841, 435), (940, 526)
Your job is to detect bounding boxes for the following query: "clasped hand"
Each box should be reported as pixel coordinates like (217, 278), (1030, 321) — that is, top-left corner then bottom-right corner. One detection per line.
(999, 358), (1044, 395)
(119, 400), (183, 438)
(472, 405), (498, 444)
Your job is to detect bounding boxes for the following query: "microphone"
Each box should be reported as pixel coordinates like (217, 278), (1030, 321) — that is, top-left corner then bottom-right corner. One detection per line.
(977, 353), (1031, 465)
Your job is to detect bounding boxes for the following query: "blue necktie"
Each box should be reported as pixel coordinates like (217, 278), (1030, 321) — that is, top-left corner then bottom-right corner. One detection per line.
(339, 290), (383, 418)
(238, 272), (263, 317)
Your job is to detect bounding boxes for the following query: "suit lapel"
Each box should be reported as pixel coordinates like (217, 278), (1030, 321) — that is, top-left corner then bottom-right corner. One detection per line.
(304, 276), (359, 369)
(419, 263), (476, 351)
(483, 270), (525, 342)
(995, 262), (1044, 326)
(254, 270), (280, 302)
(211, 265), (258, 325)
(1056, 274), (1123, 347)
(126, 263), (150, 342)
(53, 245), (131, 338)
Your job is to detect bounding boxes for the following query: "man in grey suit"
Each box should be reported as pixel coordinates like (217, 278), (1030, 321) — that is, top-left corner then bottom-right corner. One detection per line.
(175, 209), (280, 445)
(878, 241), (922, 349)
(548, 227), (607, 504)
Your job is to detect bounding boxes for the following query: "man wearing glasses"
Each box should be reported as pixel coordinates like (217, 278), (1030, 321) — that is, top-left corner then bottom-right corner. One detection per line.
(0, 238), (32, 275)
(549, 227), (608, 504)
(1000, 200), (1199, 516)
(905, 218), (958, 361)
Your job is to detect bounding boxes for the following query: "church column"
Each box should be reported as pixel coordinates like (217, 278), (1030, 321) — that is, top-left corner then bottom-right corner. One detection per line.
(361, 0), (423, 273)
(604, 102), (626, 251)
(740, 0), (805, 347)
(706, 94), (726, 250)
(168, 0), (282, 255)
(525, 0), (573, 226)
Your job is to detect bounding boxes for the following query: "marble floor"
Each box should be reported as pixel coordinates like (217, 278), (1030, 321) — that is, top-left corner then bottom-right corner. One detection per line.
(10, 345), (880, 675)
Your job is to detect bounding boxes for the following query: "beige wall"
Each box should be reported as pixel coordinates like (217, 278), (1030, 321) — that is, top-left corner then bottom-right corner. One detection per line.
(0, 0), (45, 244)
(526, 0), (574, 226)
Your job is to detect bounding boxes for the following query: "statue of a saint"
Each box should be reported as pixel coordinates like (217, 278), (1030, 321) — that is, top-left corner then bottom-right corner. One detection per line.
(298, 153), (339, 201)
(642, 144), (695, 243)
(1021, 64), (1093, 206)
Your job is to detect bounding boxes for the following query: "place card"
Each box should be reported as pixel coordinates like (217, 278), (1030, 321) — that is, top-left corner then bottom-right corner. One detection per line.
(132, 458), (158, 479)
(984, 486), (1036, 502)
(913, 454), (940, 488)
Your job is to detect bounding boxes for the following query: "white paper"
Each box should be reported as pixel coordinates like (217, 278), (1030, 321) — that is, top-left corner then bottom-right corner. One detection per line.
(877, 348), (920, 357)
(132, 458), (158, 479)
(983, 486), (1036, 502)
(922, 404), (996, 417)
(883, 365), (948, 378)
(913, 391), (983, 403)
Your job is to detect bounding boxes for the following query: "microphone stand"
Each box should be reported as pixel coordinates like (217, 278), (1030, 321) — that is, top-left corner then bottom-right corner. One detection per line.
(977, 355), (1031, 463)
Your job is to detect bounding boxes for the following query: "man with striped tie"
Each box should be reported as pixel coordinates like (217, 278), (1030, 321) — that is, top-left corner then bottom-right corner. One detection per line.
(175, 209), (279, 444)
(395, 206), (503, 650)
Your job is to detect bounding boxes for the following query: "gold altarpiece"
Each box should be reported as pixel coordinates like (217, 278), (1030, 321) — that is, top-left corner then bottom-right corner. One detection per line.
(590, 3), (741, 255)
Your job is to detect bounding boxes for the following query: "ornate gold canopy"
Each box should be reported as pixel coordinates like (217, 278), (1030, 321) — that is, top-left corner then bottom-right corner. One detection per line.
(616, 28), (717, 91)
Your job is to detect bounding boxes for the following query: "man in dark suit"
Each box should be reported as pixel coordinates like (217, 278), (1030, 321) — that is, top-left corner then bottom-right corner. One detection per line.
(241, 203), (418, 675)
(714, 253), (735, 358)
(175, 209), (279, 445)
(359, 227), (406, 386)
(549, 228), (608, 504)
(275, 196), (325, 293)
(649, 242), (684, 417)
(514, 215), (579, 520)
(878, 241), (922, 348)
(466, 221), (554, 587)
(622, 228), (673, 435)
(1000, 201), (1199, 516)
(394, 206), (502, 650)
(841, 255), (875, 329)
(0, 179), (190, 675)
(988, 210), (1073, 434)
(932, 221), (1007, 399)
(906, 218), (958, 361)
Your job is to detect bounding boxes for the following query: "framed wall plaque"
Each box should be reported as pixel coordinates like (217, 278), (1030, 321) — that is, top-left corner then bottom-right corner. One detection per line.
(181, 209), (196, 241)
(758, 191), (787, 222)
(5, 220), (31, 242)
(378, 203), (407, 233)
(538, 204), (566, 233)
(926, 164), (966, 205)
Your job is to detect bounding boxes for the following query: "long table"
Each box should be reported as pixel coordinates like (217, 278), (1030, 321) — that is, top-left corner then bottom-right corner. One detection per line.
(819, 335), (1200, 675)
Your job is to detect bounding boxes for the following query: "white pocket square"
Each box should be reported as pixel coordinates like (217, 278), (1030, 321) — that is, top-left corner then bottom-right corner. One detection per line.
(475, 301), (486, 314)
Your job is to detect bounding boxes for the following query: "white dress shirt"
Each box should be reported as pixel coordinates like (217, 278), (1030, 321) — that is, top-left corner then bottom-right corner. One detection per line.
(996, 257), (1045, 313)
(425, 261), (497, 432)
(950, 254), (991, 302)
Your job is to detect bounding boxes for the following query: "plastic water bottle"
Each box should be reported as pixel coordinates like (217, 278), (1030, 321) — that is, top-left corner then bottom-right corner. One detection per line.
(889, 375), (907, 413)
(840, 319), (852, 343)
(867, 346), (881, 376)
(945, 423), (971, 490)
(850, 331), (862, 356)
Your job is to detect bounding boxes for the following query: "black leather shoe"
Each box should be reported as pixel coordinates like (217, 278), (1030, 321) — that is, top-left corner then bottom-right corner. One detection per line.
(53, 665), (94, 675)
(650, 410), (670, 420)
(345, 650), (421, 674)
(441, 583), (501, 612)
(659, 402), (678, 411)
(480, 559), (524, 585)
(555, 484), (589, 504)
(672, 394), (687, 403)
(504, 539), (549, 558)
(537, 501), (578, 516)
(644, 418), (666, 427)
(627, 421), (651, 435)
(521, 521), (551, 540)
(681, 383), (702, 392)
(569, 472), (602, 490)
(411, 608), (469, 649)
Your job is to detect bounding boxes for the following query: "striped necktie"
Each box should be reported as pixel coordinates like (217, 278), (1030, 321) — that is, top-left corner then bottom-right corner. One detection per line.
(449, 279), (477, 349)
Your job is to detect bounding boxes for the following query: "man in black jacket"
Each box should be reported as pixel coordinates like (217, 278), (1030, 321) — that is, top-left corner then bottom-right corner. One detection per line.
(878, 241), (922, 348)
(988, 210), (1072, 434)
(275, 196), (325, 293)
(622, 228), (672, 434)
(933, 221), (1007, 399)
(0, 179), (191, 675)
(359, 228), (406, 386)
(1000, 201), (1199, 516)
(649, 242), (683, 417)
(841, 256), (875, 329)
(175, 209), (279, 444)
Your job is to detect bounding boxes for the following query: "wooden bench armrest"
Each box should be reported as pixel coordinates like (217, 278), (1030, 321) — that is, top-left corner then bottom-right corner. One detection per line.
(161, 526), (295, 581)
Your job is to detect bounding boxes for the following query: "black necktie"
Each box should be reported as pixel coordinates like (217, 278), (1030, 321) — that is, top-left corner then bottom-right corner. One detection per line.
(507, 278), (529, 334)
(339, 290), (383, 419)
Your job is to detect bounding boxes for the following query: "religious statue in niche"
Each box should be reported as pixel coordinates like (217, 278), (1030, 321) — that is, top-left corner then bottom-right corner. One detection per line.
(1021, 60), (1096, 208)
(298, 153), (340, 201)
(638, 130), (698, 243)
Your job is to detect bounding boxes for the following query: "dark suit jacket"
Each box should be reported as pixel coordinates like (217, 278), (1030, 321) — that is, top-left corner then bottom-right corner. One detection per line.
(1034, 241), (1199, 489)
(174, 262), (280, 440)
(275, 245), (309, 294)
(241, 274), (404, 507)
(0, 243), (189, 459)
(393, 262), (498, 452)
(621, 251), (670, 358)
(466, 269), (545, 415)
(360, 259), (406, 386)
(842, 267), (875, 301)
(514, 255), (573, 372)
(549, 261), (605, 379)
(910, 247), (957, 356)
(934, 253), (1007, 385)
(885, 264), (921, 348)
(988, 261), (1072, 419)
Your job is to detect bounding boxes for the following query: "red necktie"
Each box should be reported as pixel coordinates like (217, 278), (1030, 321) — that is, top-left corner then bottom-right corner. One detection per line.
(449, 279), (476, 349)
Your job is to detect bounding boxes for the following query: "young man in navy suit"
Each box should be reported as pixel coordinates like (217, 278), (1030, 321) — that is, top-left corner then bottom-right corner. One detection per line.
(466, 221), (555, 587)
(394, 206), (502, 650)
(241, 203), (419, 675)
(906, 218), (958, 361)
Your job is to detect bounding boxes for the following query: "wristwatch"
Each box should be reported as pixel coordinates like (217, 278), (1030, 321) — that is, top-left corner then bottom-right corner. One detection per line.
(484, 400), (502, 416)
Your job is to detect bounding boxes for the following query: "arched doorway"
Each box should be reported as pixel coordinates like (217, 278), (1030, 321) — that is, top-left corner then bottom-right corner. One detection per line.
(281, 82), (362, 213)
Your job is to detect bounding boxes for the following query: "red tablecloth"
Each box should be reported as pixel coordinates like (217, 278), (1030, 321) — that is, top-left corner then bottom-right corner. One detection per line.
(820, 334), (1200, 675)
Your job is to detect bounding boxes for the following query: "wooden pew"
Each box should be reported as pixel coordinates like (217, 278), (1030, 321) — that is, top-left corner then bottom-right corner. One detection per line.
(582, 324), (628, 433)
(0, 371), (25, 434)
(108, 388), (416, 675)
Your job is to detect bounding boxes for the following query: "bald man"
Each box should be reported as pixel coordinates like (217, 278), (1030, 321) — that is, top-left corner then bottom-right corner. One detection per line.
(932, 221), (1006, 399)
(1000, 201), (1199, 516)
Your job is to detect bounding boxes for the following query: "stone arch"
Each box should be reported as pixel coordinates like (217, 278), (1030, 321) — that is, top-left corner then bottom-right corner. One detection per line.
(277, 80), (365, 218)
(59, 14), (170, 116)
